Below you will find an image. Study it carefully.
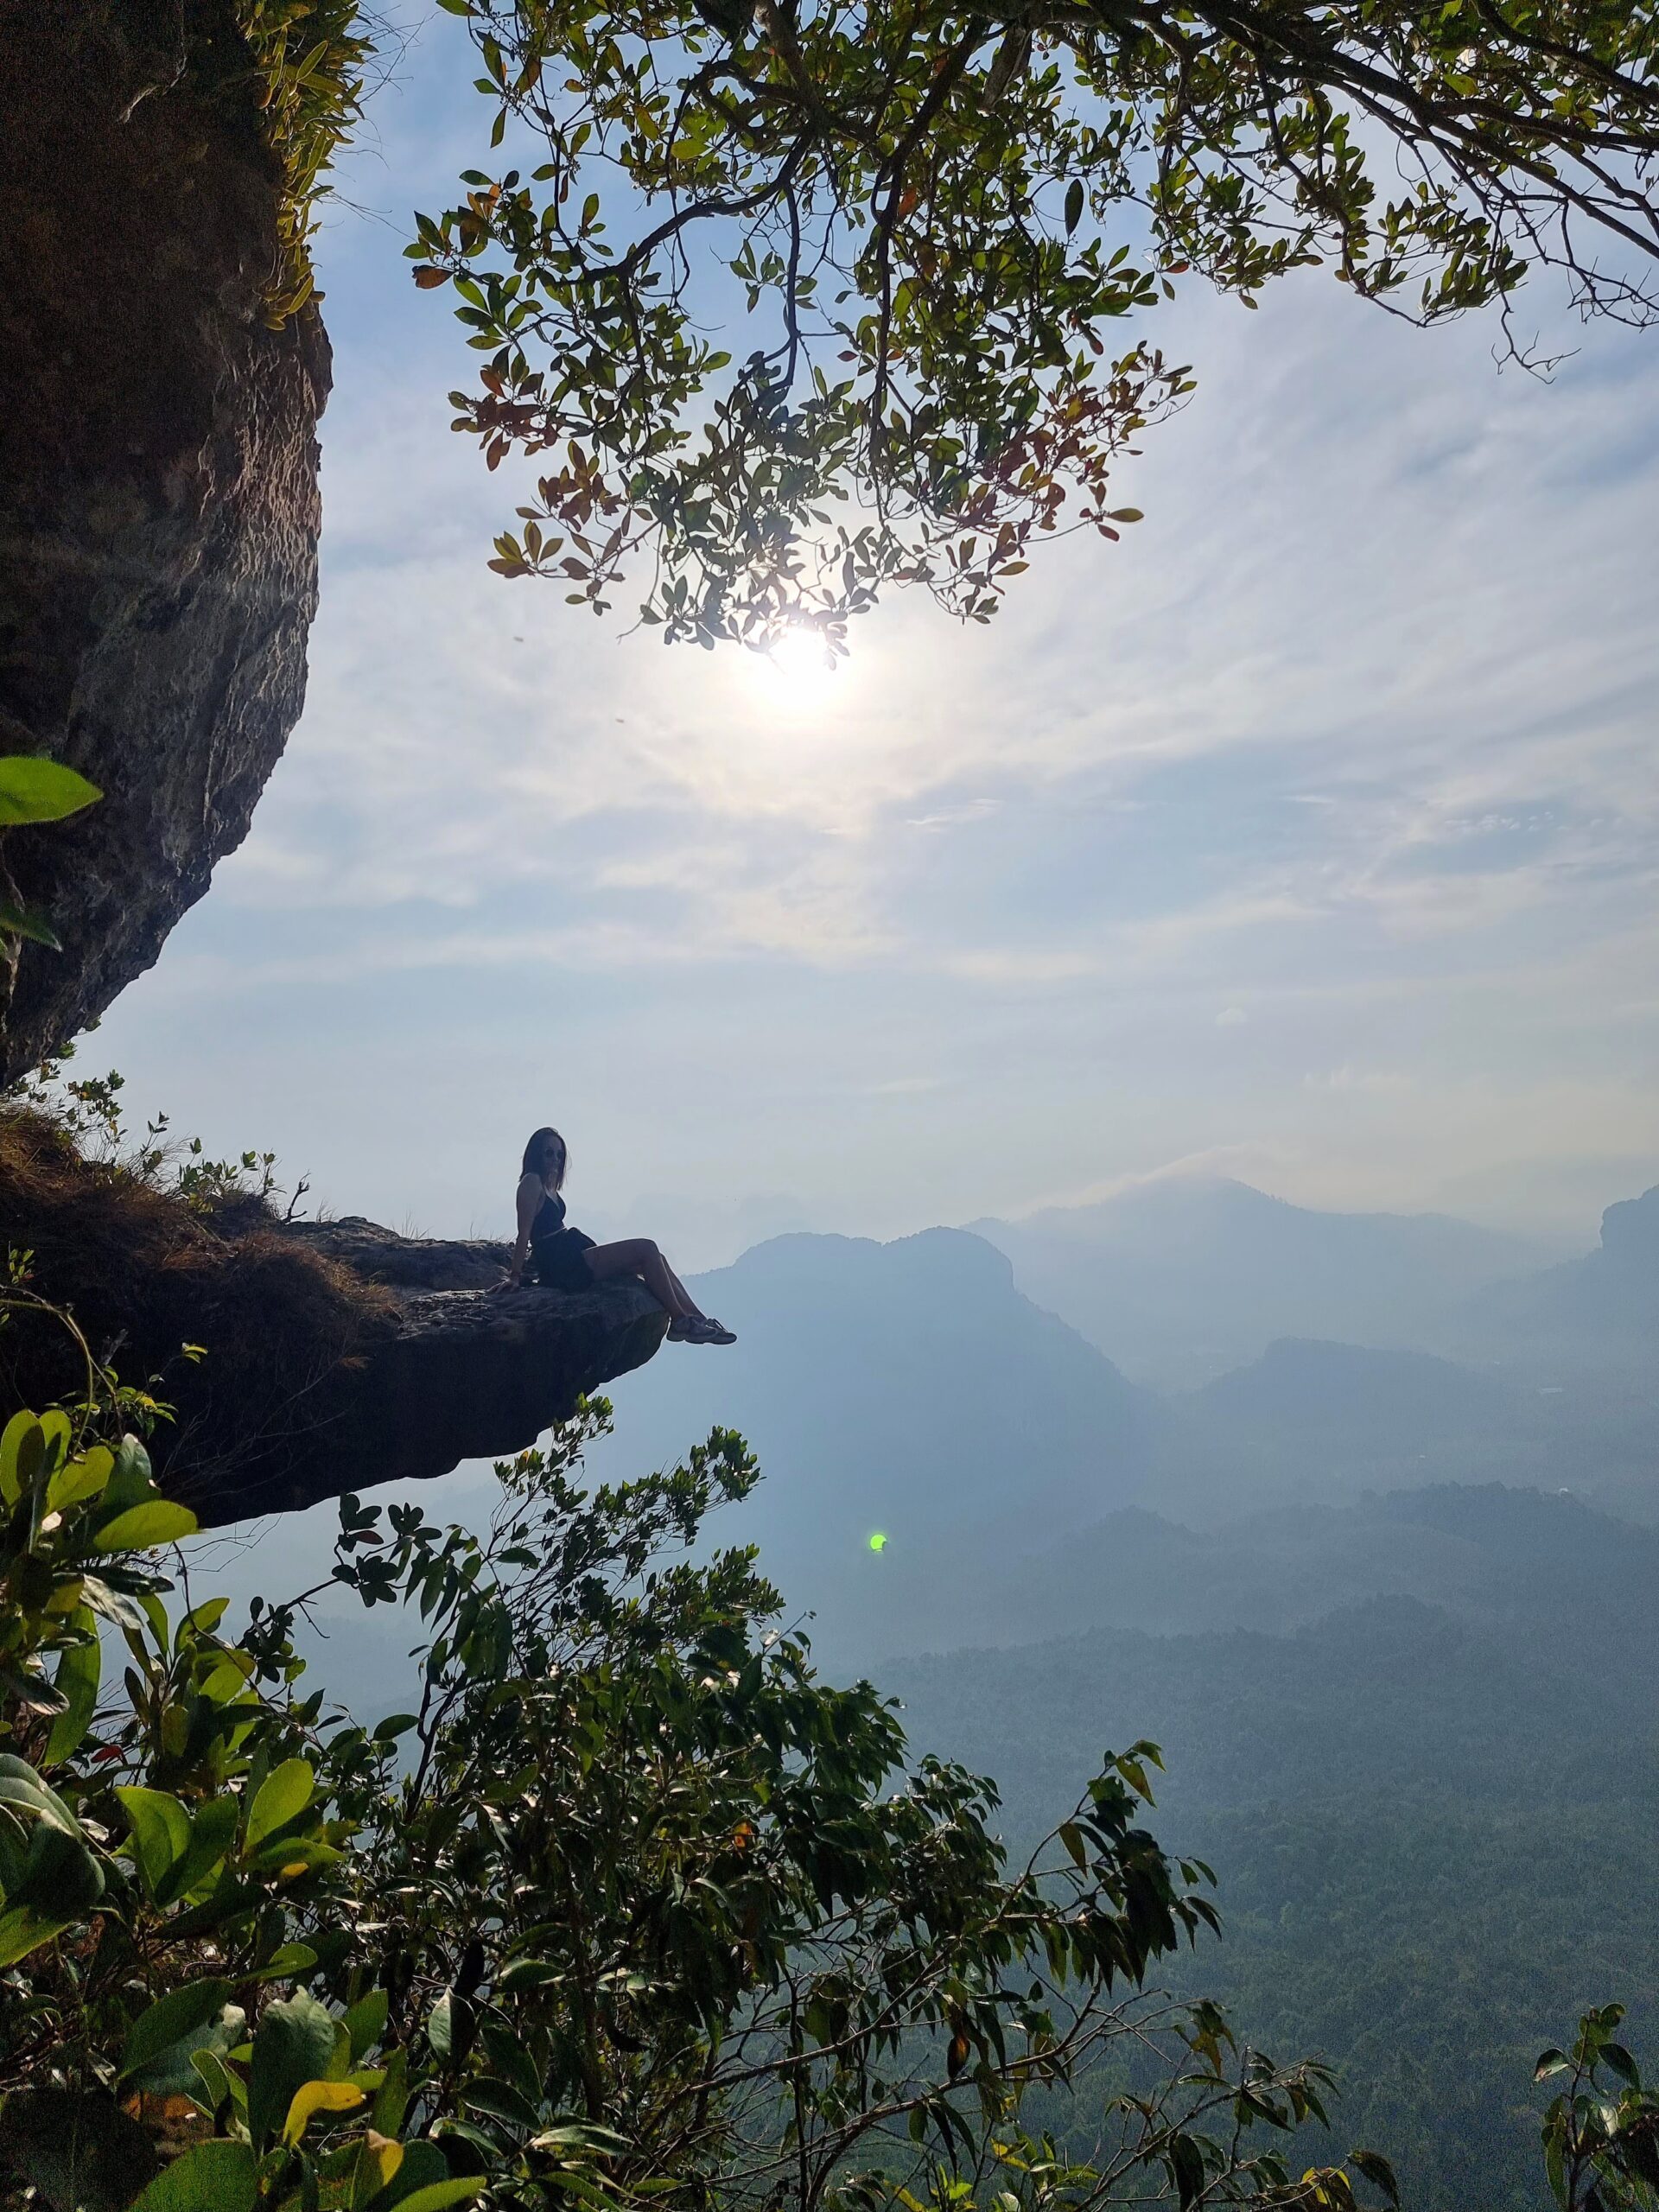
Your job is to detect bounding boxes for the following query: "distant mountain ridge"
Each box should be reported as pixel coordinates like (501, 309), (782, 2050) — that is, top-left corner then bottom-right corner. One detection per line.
(583, 1224), (1160, 1660)
(887, 1478), (1659, 1658)
(1464, 1183), (1659, 1371)
(969, 1174), (1550, 1386)
(565, 1199), (1659, 1662)
(1194, 1336), (1516, 1450)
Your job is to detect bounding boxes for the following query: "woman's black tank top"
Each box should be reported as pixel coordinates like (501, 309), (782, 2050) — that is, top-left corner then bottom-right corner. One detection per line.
(531, 1188), (567, 1242)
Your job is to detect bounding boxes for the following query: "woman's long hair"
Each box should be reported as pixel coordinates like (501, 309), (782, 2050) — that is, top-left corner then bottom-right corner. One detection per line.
(522, 1127), (567, 1189)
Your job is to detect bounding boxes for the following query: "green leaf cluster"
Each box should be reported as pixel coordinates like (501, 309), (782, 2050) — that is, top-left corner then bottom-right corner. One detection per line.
(231, 0), (377, 324)
(0, 1297), (1402, 2212)
(404, 0), (1659, 647)
(1537, 2005), (1659, 2209)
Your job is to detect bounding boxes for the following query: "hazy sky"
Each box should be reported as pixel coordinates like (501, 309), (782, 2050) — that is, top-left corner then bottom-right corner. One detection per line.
(86, 13), (1659, 1259)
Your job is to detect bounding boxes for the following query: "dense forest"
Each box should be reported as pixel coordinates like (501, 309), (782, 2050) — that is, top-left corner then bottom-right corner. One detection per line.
(893, 1591), (1659, 2209)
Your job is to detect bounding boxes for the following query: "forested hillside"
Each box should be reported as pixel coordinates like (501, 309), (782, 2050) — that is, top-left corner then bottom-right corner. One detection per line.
(571, 1192), (1659, 2208)
(891, 1592), (1659, 2210)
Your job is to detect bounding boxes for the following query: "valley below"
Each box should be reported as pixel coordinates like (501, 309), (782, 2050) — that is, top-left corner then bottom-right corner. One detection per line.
(195, 1169), (1658, 2207)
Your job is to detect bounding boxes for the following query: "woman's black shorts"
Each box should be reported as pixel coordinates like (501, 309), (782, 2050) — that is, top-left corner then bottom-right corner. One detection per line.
(531, 1227), (597, 1291)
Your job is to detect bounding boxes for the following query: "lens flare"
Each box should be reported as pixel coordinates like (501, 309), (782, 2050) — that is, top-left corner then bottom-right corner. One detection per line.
(868, 1531), (888, 1554)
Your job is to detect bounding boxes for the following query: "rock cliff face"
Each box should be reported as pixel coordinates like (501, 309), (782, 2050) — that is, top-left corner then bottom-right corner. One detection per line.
(0, 0), (328, 1083)
(0, 1107), (669, 1523)
(180, 1220), (670, 1526)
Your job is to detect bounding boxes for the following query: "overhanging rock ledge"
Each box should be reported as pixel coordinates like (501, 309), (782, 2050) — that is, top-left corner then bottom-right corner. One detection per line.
(170, 1218), (669, 1526)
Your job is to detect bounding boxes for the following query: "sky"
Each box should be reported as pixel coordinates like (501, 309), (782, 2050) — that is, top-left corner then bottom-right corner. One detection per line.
(86, 10), (1659, 1261)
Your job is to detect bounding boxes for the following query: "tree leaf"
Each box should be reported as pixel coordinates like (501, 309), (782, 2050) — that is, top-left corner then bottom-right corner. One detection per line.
(283, 2078), (365, 2142)
(373, 2139), (450, 2207)
(0, 756), (102, 825)
(79, 1577), (152, 1651)
(118, 1978), (233, 2082)
(0, 1752), (84, 1835)
(344, 1987), (389, 2061)
(245, 1757), (315, 1848)
(248, 1989), (339, 2151)
(0, 900), (61, 949)
(47, 1445), (114, 1513)
(1349, 2149), (1400, 2206)
(0, 1413), (43, 1506)
(92, 1500), (200, 1553)
(128, 2138), (257, 2212)
(0, 1809), (103, 1962)
(352, 2133), (405, 2208)
(116, 1786), (192, 1894)
(385, 2183), (485, 2212)
(45, 1618), (100, 1764)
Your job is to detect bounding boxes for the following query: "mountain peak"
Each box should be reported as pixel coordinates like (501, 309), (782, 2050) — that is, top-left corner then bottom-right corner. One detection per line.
(728, 1224), (1015, 1294)
(972, 1180), (1545, 1387)
(1600, 1184), (1659, 1259)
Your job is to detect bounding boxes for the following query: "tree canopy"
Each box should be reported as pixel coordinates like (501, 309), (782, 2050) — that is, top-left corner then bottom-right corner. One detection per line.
(404, 0), (1659, 648)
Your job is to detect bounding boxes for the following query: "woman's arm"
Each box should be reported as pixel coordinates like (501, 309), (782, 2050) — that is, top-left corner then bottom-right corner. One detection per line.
(507, 1173), (542, 1286)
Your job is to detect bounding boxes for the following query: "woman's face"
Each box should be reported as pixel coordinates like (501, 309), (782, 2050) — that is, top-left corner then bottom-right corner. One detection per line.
(543, 1139), (563, 1180)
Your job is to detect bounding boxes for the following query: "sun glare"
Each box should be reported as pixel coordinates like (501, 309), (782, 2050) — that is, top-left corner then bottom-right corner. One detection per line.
(747, 626), (846, 718)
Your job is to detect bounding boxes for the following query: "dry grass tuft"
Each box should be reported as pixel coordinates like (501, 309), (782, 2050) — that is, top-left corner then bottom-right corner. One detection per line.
(0, 1105), (396, 1503)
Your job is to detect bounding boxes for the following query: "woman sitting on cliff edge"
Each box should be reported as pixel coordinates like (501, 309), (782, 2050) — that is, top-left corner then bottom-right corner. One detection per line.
(505, 1126), (736, 1346)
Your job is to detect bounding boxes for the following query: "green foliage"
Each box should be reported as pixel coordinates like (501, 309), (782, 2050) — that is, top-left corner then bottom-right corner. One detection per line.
(0, 760), (102, 830)
(0, 756), (102, 954)
(1538, 2006), (1659, 2209)
(0, 1313), (447, 2209)
(232, 0), (377, 323)
(0, 1301), (1395, 2210)
(407, 0), (1659, 648)
(7, 1052), (284, 1215)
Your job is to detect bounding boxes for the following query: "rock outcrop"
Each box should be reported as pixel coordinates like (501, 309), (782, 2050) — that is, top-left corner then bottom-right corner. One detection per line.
(1469, 1183), (1659, 1373)
(0, 0), (329, 1084)
(0, 1110), (668, 1523)
(178, 1219), (670, 1526)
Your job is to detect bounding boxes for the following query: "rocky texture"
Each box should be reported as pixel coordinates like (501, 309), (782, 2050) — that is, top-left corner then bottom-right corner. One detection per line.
(163, 1216), (664, 1523)
(0, 1107), (669, 1523)
(280, 1217), (516, 1294)
(0, 0), (329, 1083)
(172, 1220), (670, 1526)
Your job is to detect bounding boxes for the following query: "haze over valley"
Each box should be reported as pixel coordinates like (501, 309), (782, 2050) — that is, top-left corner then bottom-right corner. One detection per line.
(187, 1161), (1657, 2206)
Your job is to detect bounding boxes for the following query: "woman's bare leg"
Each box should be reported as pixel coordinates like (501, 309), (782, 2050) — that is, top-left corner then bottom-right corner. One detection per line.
(660, 1259), (702, 1318)
(582, 1238), (702, 1320)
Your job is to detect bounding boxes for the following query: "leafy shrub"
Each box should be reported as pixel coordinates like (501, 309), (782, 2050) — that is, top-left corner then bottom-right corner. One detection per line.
(0, 1289), (1396, 2210)
(1537, 2007), (1659, 2210)
(232, 0), (377, 324)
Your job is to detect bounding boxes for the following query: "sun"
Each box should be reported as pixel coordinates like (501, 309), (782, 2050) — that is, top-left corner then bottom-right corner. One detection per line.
(747, 625), (844, 716)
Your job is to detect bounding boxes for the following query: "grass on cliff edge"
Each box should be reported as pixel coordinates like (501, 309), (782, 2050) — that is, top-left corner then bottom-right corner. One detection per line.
(0, 1103), (393, 1502)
